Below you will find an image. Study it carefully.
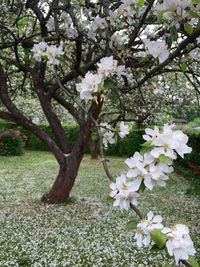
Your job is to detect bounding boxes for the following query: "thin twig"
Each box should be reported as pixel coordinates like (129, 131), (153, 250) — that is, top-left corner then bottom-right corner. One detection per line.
(130, 203), (144, 220)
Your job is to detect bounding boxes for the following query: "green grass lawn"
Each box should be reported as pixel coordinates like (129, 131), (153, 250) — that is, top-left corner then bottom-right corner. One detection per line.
(0, 151), (199, 267)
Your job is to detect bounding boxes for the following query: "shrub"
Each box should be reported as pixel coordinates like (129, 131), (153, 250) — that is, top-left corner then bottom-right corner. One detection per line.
(0, 120), (144, 156)
(105, 129), (144, 157)
(22, 123), (80, 151)
(0, 129), (27, 156)
(174, 129), (200, 196)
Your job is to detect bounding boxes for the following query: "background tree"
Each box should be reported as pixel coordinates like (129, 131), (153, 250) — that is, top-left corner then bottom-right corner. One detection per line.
(0, 0), (200, 203)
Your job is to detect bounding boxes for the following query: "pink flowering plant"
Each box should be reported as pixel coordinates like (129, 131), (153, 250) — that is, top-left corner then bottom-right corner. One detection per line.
(0, 129), (27, 156)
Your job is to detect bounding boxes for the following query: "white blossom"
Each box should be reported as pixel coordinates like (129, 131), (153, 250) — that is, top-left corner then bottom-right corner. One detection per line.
(125, 152), (172, 190)
(143, 39), (169, 63)
(110, 174), (139, 210)
(76, 73), (102, 101)
(154, 0), (192, 18)
(118, 122), (129, 138)
(46, 42), (64, 65)
(32, 42), (47, 61)
(91, 17), (108, 31)
(143, 124), (192, 159)
(162, 224), (196, 265)
(32, 41), (64, 65)
(135, 211), (163, 248)
(153, 87), (164, 95)
(76, 56), (125, 101)
(46, 17), (55, 31)
(99, 123), (115, 148)
(117, 0), (138, 19)
(97, 56), (125, 79)
(102, 131), (115, 148)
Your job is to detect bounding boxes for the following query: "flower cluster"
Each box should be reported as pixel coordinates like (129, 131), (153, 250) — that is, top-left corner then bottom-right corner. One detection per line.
(118, 0), (137, 18)
(32, 41), (64, 65)
(109, 124), (197, 265)
(100, 122), (129, 149)
(0, 129), (28, 156)
(76, 56), (125, 101)
(0, 129), (27, 141)
(143, 124), (192, 159)
(154, 0), (192, 19)
(134, 212), (196, 265)
(110, 124), (192, 208)
(76, 73), (102, 101)
(125, 151), (173, 190)
(143, 39), (169, 63)
(110, 174), (139, 210)
(162, 224), (196, 265)
(91, 17), (108, 31)
(135, 211), (163, 248)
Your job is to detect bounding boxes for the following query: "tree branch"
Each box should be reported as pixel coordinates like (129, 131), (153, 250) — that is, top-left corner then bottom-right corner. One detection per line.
(0, 65), (64, 164)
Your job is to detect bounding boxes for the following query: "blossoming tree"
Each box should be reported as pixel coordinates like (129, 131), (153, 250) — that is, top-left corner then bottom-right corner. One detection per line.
(0, 0), (200, 265)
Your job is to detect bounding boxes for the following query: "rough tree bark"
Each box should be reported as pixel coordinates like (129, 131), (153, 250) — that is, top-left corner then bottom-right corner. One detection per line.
(41, 99), (103, 203)
(89, 139), (99, 160)
(41, 151), (83, 203)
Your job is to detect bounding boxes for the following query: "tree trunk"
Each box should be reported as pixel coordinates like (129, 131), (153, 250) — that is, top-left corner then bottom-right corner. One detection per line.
(41, 151), (83, 204)
(90, 139), (99, 160)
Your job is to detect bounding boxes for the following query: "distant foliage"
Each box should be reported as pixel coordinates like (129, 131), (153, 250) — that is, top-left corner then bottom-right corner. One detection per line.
(0, 120), (143, 156)
(174, 129), (200, 196)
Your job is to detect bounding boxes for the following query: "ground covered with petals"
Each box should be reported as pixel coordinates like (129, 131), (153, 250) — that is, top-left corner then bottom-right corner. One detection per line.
(0, 151), (199, 267)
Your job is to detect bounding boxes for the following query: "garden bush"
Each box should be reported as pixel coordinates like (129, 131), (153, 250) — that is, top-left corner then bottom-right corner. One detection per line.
(0, 120), (144, 156)
(174, 129), (200, 196)
(0, 120), (80, 151)
(105, 129), (144, 157)
(0, 129), (27, 156)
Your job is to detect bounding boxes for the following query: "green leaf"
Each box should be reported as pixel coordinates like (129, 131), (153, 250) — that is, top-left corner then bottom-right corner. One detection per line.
(141, 140), (152, 148)
(139, 55), (151, 63)
(156, 9), (175, 22)
(151, 229), (168, 249)
(157, 10), (165, 21)
(158, 154), (170, 164)
(137, 0), (146, 8)
(139, 180), (146, 192)
(188, 256), (200, 267)
(150, 244), (161, 251)
(192, 0), (199, 4)
(170, 26), (178, 42)
(180, 63), (187, 72)
(62, 0), (69, 5)
(103, 79), (115, 89)
(184, 23), (193, 35)
(91, 132), (98, 142)
(140, 141), (152, 154)
(126, 218), (139, 230)
(186, 43), (194, 52)
(170, 26), (178, 41)
(189, 10), (200, 19)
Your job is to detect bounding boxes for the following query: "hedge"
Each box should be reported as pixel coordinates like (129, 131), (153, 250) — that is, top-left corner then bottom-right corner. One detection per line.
(0, 120), (199, 158)
(173, 130), (200, 196)
(0, 120), (144, 156)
